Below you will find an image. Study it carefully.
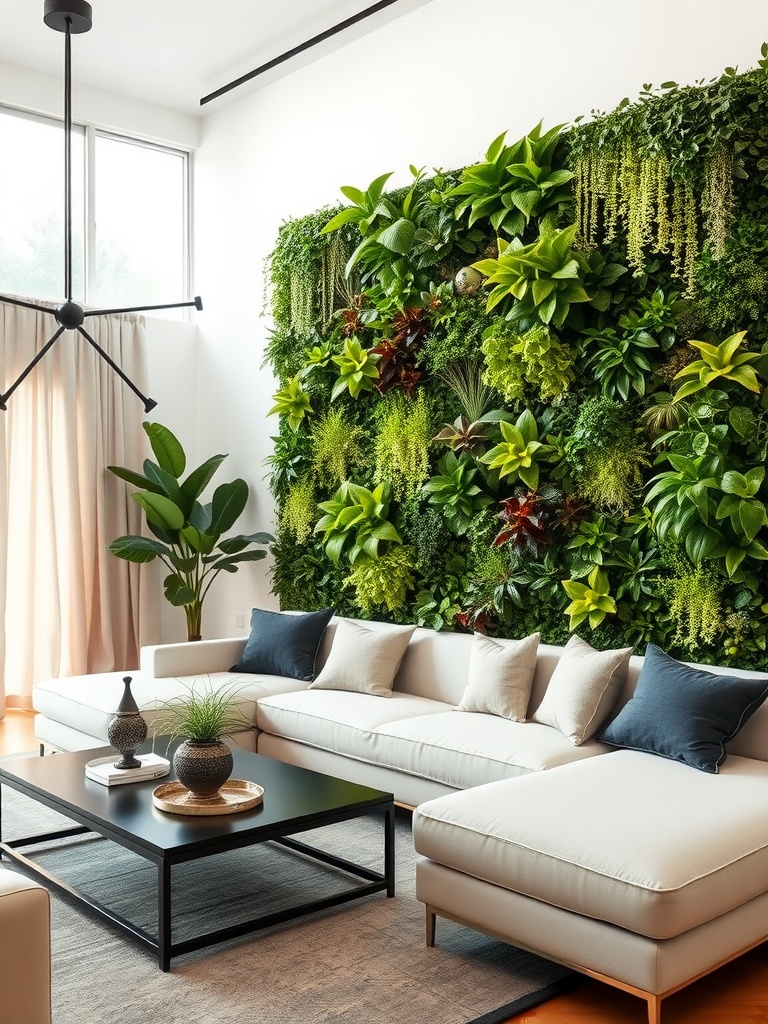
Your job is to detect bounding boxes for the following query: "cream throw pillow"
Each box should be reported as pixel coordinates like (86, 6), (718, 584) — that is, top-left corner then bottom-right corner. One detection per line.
(455, 632), (540, 721)
(532, 634), (633, 745)
(309, 619), (415, 698)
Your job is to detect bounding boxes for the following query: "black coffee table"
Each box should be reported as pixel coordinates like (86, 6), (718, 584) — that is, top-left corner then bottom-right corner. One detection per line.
(0, 744), (395, 970)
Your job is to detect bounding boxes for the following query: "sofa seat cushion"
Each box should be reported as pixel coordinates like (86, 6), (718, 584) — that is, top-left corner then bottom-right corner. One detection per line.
(256, 690), (453, 762)
(373, 712), (608, 790)
(413, 749), (768, 940)
(34, 670), (309, 742)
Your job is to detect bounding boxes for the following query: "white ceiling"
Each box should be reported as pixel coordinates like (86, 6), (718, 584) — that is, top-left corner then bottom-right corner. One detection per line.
(0, 0), (434, 116)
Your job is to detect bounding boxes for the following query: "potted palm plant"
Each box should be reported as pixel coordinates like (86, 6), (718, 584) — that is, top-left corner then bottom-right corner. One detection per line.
(150, 681), (251, 798)
(108, 421), (273, 640)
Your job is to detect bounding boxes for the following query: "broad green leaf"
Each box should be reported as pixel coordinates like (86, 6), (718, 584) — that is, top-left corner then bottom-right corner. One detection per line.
(209, 479), (249, 536)
(179, 455), (227, 512)
(133, 492), (185, 532)
(108, 535), (167, 563)
(107, 465), (163, 494)
(377, 218), (416, 255)
(320, 207), (363, 234)
(143, 422), (186, 478)
(739, 501), (766, 542)
(143, 460), (181, 503)
(163, 574), (196, 607)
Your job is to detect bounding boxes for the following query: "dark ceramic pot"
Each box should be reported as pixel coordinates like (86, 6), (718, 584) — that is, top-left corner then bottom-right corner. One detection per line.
(173, 739), (233, 799)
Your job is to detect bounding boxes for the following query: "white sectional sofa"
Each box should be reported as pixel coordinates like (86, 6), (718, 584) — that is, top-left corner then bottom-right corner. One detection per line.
(32, 615), (768, 1024)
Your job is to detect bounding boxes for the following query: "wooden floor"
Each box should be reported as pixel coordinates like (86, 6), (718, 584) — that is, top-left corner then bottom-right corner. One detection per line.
(2, 708), (767, 1022)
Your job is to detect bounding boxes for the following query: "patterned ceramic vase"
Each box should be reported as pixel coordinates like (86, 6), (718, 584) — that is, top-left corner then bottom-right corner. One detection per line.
(107, 676), (147, 770)
(173, 739), (233, 799)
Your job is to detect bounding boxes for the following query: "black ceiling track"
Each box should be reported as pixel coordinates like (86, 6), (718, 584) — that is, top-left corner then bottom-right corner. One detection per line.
(200, 0), (403, 107)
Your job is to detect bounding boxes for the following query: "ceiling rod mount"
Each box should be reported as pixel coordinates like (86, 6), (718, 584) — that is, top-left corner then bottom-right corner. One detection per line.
(43, 0), (92, 35)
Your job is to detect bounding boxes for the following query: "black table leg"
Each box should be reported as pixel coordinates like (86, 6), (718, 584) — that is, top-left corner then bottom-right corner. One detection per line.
(385, 803), (395, 898)
(158, 859), (172, 971)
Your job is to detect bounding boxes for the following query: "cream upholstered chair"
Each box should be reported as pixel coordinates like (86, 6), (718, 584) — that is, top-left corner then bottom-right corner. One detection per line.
(0, 868), (52, 1024)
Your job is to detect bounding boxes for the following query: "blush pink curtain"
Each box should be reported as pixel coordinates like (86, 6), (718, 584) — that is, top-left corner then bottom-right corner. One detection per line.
(0, 299), (160, 711)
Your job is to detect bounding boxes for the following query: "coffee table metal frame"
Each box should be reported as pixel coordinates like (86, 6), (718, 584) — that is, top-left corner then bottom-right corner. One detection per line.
(0, 745), (395, 971)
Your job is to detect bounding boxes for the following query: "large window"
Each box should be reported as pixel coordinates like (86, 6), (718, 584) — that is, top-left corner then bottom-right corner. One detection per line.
(0, 105), (190, 319)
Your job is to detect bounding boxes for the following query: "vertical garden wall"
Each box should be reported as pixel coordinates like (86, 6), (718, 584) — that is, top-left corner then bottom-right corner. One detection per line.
(262, 50), (768, 669)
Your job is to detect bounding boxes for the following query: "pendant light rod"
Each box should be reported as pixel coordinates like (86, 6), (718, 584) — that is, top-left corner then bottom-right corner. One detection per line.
(200, 0), (403, 106)
(78, 325), (157, 412)
(84, 296), (203, 318)
(64, 16), (73, 300)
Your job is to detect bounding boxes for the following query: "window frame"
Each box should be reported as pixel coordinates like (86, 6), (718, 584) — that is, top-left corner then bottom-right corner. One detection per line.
(0, 102), (193, 318)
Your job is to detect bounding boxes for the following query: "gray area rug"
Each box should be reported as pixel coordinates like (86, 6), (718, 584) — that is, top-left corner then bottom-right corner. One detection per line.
(1, 765), (577, 1024)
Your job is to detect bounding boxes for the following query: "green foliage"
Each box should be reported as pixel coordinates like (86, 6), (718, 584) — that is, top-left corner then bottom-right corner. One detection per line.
(414, 556), (466, 631)
(280, 476), (316, 544)
(420, 297), (494, 374)
(671, 330), (762, 402)
(267, 208), (352, 340)
(567, 398), (650, 512)
(437, 359), (495, 422)
(422, 451), (493, 535)
(268, 376), (313, 432)
(374, 391), (432, 500)
(433, 414), (491, 457)
(314, 481), (401, 565)
(695, 217), (768, 339)
(658, 552), (726, 650)
(262, 52), (768, 667)
(482, 321), (575, 403)
(561, 565), (617, 631)
(310, 409), (366, 487)
(149, 680), (251, 743)
(343, 546), (417, 614)
(108, 422), (273, 640)
(474, 223), (591, 328)
(451, 122), (572, 238)
(481, 409), (551, 489)
(581, 324), (658, 400)
(331, 337), (380, 400)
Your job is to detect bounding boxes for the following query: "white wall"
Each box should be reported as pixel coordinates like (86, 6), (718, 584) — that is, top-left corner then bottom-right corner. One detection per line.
(0, 59), (199, 147)
(194, 0), (768, 640)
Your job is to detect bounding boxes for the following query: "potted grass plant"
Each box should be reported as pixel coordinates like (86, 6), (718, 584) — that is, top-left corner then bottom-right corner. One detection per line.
(150, 681), (251, 799)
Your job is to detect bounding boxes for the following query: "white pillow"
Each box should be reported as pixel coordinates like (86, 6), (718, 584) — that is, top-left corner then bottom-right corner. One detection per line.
(309, 619), (415, 698)
(532, 634), (633, 745)
(455, 632), (540, 721)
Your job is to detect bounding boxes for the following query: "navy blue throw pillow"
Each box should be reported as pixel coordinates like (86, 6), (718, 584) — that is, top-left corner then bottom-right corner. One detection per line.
(597, 644), (768, 773)
(232, 607), (334, 681)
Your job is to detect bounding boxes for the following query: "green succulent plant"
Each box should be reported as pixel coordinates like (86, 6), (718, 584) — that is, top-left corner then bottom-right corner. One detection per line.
(561, 565), (617, 631)
(672, 331), (762, 403)
(331, 336), (380, 400)
(268, 376), (313, 432)
(480, 409), (551, 490)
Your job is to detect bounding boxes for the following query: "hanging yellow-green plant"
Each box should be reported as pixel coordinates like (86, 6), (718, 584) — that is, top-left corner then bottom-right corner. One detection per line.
(702, 145), (735, 261)
(373, 391), (432, 500)
(280, 475), (317, 544)
(310, 408), (367, 487)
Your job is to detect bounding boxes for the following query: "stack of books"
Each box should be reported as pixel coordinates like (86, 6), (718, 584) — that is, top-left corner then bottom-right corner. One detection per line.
(85, 752), (171, 787)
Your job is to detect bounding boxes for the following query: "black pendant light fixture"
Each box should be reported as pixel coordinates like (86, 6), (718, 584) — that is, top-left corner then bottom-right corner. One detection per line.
(0, 0), (202, 413)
